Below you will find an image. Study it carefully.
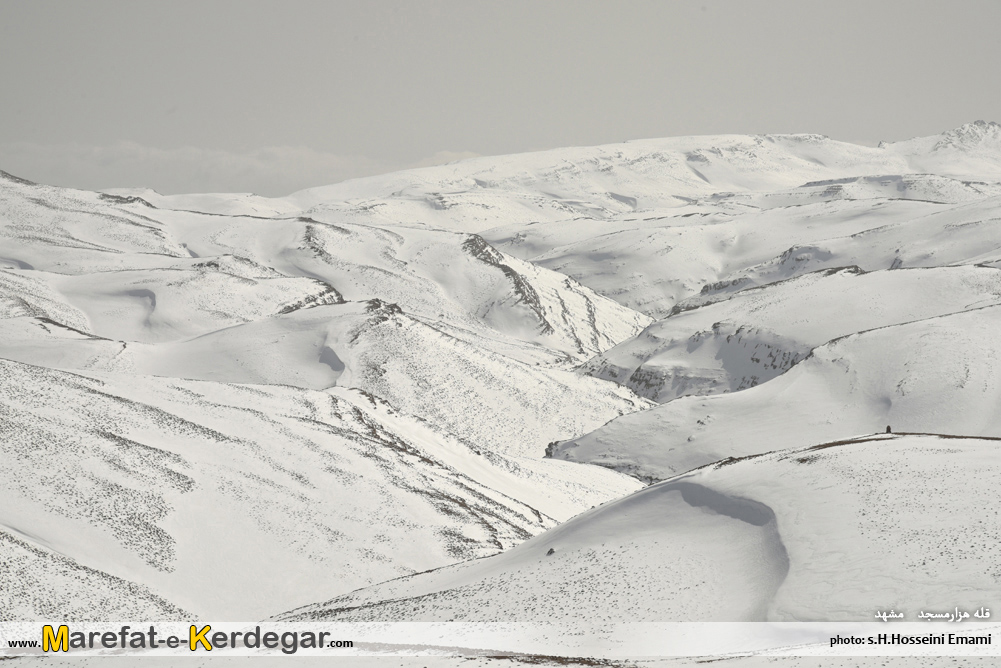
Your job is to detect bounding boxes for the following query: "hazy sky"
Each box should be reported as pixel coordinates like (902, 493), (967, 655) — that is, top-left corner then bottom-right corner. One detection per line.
(2, 0), (999, 195)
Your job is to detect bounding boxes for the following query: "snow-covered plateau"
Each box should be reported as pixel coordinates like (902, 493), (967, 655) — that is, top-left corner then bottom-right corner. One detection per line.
(3, 122), (1001, 649)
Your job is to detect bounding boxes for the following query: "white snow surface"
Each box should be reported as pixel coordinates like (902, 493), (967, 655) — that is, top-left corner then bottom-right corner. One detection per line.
(3, 121), (1001, 627)
(555, 305), (1001, 480)
(0, 358), (640, 620)
(283, 434), (1001, 623)
(583, 265), (1001, 403)
(86, 120), (1001, 321)
(0, 166), (650, 620)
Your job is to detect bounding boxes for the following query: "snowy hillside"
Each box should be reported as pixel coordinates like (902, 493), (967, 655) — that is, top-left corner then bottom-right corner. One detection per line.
(278, 121), (1001, 318)
(96, 122), (1001, 320)
(283, 434), (1001, 623)
(582, 265), (1001, 403)
(0, 167), (651, 620)
(3, 121), (1001, 631)
(555, 305), (1001, 480)
(1, 358), (640, 620)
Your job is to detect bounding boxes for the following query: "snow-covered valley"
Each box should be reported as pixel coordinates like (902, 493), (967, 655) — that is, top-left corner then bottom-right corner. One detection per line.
(3, 121), (1001, 641)
(284, 433), (1001, 624)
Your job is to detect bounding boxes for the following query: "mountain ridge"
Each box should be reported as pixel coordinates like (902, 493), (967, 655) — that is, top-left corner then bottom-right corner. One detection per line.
(3, 121), (1001, 627)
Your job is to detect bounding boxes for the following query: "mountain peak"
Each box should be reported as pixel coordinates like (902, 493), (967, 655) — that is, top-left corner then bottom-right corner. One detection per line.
(933, 120), (1001, 151)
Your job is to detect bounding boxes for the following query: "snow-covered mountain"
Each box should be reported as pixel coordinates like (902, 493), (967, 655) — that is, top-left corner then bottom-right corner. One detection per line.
(0, 168), (650, 620)
(1, 359), (642, 620)
(98, 122), (1001, 321)
(283, 434), (1001, 623)
(581, 264), (1001, 404)
(3, 121), (1001, 635)
(555, 304), (1001, 481)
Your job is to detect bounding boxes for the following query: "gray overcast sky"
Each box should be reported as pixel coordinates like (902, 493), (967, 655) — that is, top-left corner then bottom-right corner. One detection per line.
(1, 0), (999, 196)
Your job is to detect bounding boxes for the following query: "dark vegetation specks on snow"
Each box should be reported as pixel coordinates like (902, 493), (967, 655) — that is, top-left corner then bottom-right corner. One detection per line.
(6, 123), (1001, 623)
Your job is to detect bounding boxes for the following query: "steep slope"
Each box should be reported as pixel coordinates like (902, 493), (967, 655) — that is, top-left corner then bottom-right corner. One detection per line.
(0, 358), (641, 620)
(0, 171), (653, 460)
(0, 173), (650, 360)
(283, 434), (1001, 623)
(488, 191), (1001, 318)
(0, 165), (657, 622)
(4, 121), (1001, 629)
(158, 208), (651, 361)
(127, 300), (649, 458)
(284, 123), (1001, 318)
(0, 299), (651, 459)
(583, 265), (1001, 403)
(2, 528), (192, 621)
(555, 305), (1001, 480)
(80, 124), (1001, 319)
